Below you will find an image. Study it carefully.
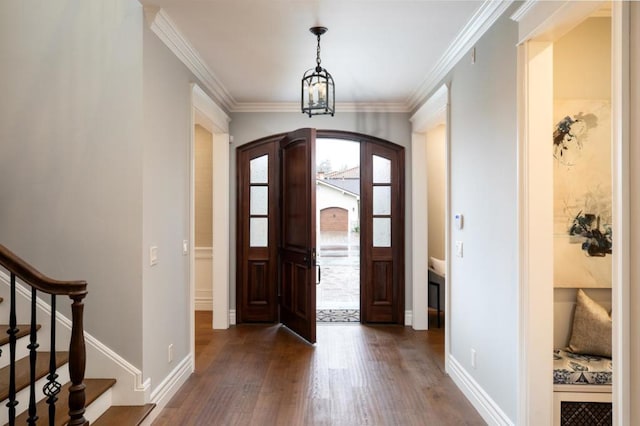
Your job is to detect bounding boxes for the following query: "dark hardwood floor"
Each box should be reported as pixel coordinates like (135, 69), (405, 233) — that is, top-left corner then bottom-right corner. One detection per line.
(152, 310), (484, 425)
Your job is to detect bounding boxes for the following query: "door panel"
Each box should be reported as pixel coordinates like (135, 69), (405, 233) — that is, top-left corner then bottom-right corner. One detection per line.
(237, 139), (279, 323)
(279, 128), (316, 343)
(361, 141), (405, 324)
(372, 260), (393, 304)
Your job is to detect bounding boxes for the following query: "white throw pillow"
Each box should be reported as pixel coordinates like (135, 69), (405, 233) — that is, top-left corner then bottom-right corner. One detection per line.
(430, 257), (446, 276)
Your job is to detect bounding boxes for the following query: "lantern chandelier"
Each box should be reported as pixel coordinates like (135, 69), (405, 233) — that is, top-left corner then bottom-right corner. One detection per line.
(301, 26), (335, 117)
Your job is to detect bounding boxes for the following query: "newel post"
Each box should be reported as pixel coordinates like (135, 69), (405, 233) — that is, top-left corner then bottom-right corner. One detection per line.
(67, 294), (88, 426)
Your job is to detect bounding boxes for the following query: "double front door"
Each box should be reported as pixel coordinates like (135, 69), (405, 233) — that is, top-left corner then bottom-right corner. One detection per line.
(236, 129), (405, 344)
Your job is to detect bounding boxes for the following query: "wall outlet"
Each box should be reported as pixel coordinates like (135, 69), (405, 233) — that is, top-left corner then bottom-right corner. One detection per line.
(471, 348), (477, 369)
(168, 344), (174, 363)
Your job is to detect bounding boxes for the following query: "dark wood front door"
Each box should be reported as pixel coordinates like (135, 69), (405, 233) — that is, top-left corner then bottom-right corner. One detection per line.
(236, 130), (404, 330)
(279, 129), (317, 343)
(360, 140), (405, 323)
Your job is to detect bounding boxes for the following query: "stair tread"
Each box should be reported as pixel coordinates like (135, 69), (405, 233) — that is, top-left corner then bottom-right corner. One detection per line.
(92, 404), (156, 426)
(0, 324), (42, 346)
(93, 403), (156, 426)
(9, 378), (116, 426)
(0, 352), (69, 401)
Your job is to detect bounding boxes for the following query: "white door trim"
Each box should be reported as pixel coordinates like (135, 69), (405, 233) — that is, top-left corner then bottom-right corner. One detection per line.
(190, 84), (231, 364)
(410, 84), (449, 338)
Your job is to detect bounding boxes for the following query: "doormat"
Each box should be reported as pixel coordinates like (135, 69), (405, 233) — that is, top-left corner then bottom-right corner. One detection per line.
(316, 309), (360, 323)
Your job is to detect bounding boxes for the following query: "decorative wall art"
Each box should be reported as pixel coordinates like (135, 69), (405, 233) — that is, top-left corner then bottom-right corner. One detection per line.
(553, 100), (611, 288)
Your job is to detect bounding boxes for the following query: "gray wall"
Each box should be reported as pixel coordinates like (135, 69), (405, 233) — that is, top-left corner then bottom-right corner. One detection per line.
(0, 0), (145, 366)
(447, 11), (519, 421)
(229, 112), (412, 309)
(0, 0), (207, 394)
(141, 23), (193, 388)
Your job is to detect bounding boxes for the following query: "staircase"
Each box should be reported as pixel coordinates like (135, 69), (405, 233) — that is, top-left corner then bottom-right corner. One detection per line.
(0, 245), (155, 425)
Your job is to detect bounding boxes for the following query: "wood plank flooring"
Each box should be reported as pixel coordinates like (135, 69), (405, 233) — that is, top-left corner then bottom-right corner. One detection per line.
(152, 311), (484, 426)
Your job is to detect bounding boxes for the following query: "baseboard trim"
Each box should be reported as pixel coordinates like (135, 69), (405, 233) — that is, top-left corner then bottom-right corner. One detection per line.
(151, 353), (193, 405)
(229, 309), (237, 325)
(195, 296), (213, 311)
(405, 310), (413, 326)
(141, 353), (193, 426)
(447, 354), (514, 426)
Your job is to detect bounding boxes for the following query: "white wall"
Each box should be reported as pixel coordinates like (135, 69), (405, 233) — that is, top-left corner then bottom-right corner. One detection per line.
(229, 112), (411, 309)
(142, 22), (193, 392)
(0, 0), (145, 366)
(447, 11), (519, 422)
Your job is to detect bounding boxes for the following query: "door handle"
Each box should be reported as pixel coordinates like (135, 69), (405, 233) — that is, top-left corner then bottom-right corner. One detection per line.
(317, 265), (321, 285)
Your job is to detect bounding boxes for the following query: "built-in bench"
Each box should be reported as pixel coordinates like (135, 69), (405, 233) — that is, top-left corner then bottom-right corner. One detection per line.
(553, 289), (612, 425)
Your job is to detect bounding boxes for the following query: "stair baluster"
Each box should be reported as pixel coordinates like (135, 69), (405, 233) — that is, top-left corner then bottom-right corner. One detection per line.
(7, 273), (19, 425)
(45, 294), (60, 426)
(0, 245), (88, 425)
(67, 294), (87, 426)
(27, 287), (40, 425)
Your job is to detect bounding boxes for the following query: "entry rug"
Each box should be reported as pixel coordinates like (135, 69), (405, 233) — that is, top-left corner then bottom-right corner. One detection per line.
(316, 309), (360, 323)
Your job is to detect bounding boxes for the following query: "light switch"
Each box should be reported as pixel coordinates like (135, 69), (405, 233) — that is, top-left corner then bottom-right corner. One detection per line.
(455, 241), (463, 258)
(150, 246), (158, 266)
(182, 240), (189, 255)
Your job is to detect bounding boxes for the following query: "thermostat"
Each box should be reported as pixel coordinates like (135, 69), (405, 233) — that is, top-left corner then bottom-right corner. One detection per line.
(454, 213), (464, 230)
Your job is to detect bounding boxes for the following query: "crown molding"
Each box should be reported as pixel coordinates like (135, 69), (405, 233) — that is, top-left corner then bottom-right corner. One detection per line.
(230, 102), (411, 114)
(410, 84), (448, 133)
(144, 7), (236, 112)
(147, 3), (513, 115)
(407, 0), (514, 112)
(510, 0), (537, 23)
(192, 84), (230, 132)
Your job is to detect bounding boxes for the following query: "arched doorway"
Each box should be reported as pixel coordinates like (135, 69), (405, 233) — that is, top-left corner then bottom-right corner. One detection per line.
(235, 129), (405, 341)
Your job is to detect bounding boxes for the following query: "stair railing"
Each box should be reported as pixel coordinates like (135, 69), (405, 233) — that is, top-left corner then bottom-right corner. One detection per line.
(0, 244), (88, 426)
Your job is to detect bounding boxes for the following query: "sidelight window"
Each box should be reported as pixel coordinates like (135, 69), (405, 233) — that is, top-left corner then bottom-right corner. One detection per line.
(372, 155), (392, 247)
(249, 155), (269, 247)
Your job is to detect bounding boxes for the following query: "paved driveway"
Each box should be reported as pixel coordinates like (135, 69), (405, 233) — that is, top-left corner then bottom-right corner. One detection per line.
(317, 231), (360, 310)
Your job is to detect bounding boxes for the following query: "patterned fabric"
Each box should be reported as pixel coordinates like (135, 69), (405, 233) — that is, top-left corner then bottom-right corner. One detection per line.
(553, 349), (612, 385)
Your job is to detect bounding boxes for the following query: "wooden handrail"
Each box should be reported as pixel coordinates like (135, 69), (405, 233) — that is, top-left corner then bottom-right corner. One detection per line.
(0, 244), (87, 296)
(0, 243), (88, 425)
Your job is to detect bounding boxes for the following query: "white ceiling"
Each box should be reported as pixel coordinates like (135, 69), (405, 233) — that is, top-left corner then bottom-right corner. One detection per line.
(140, 0), (504, 112)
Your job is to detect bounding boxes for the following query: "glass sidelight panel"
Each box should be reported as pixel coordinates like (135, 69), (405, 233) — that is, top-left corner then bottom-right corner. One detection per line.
(250, 217), (268, 247)
(250, 186), (268, 215)
(249, 154), (269, 247)
(373, 217), (391, 247)
(372, 155), (391, 183)
(250, 155), (269, 184)
(373, 186), (391, 215)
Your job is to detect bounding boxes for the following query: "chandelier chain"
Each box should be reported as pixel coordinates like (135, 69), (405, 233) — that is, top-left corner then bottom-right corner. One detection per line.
(316, 34), (322, 68)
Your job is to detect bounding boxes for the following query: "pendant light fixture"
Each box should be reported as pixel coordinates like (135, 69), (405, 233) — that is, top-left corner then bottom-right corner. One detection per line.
(301, 26), (335, 117)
